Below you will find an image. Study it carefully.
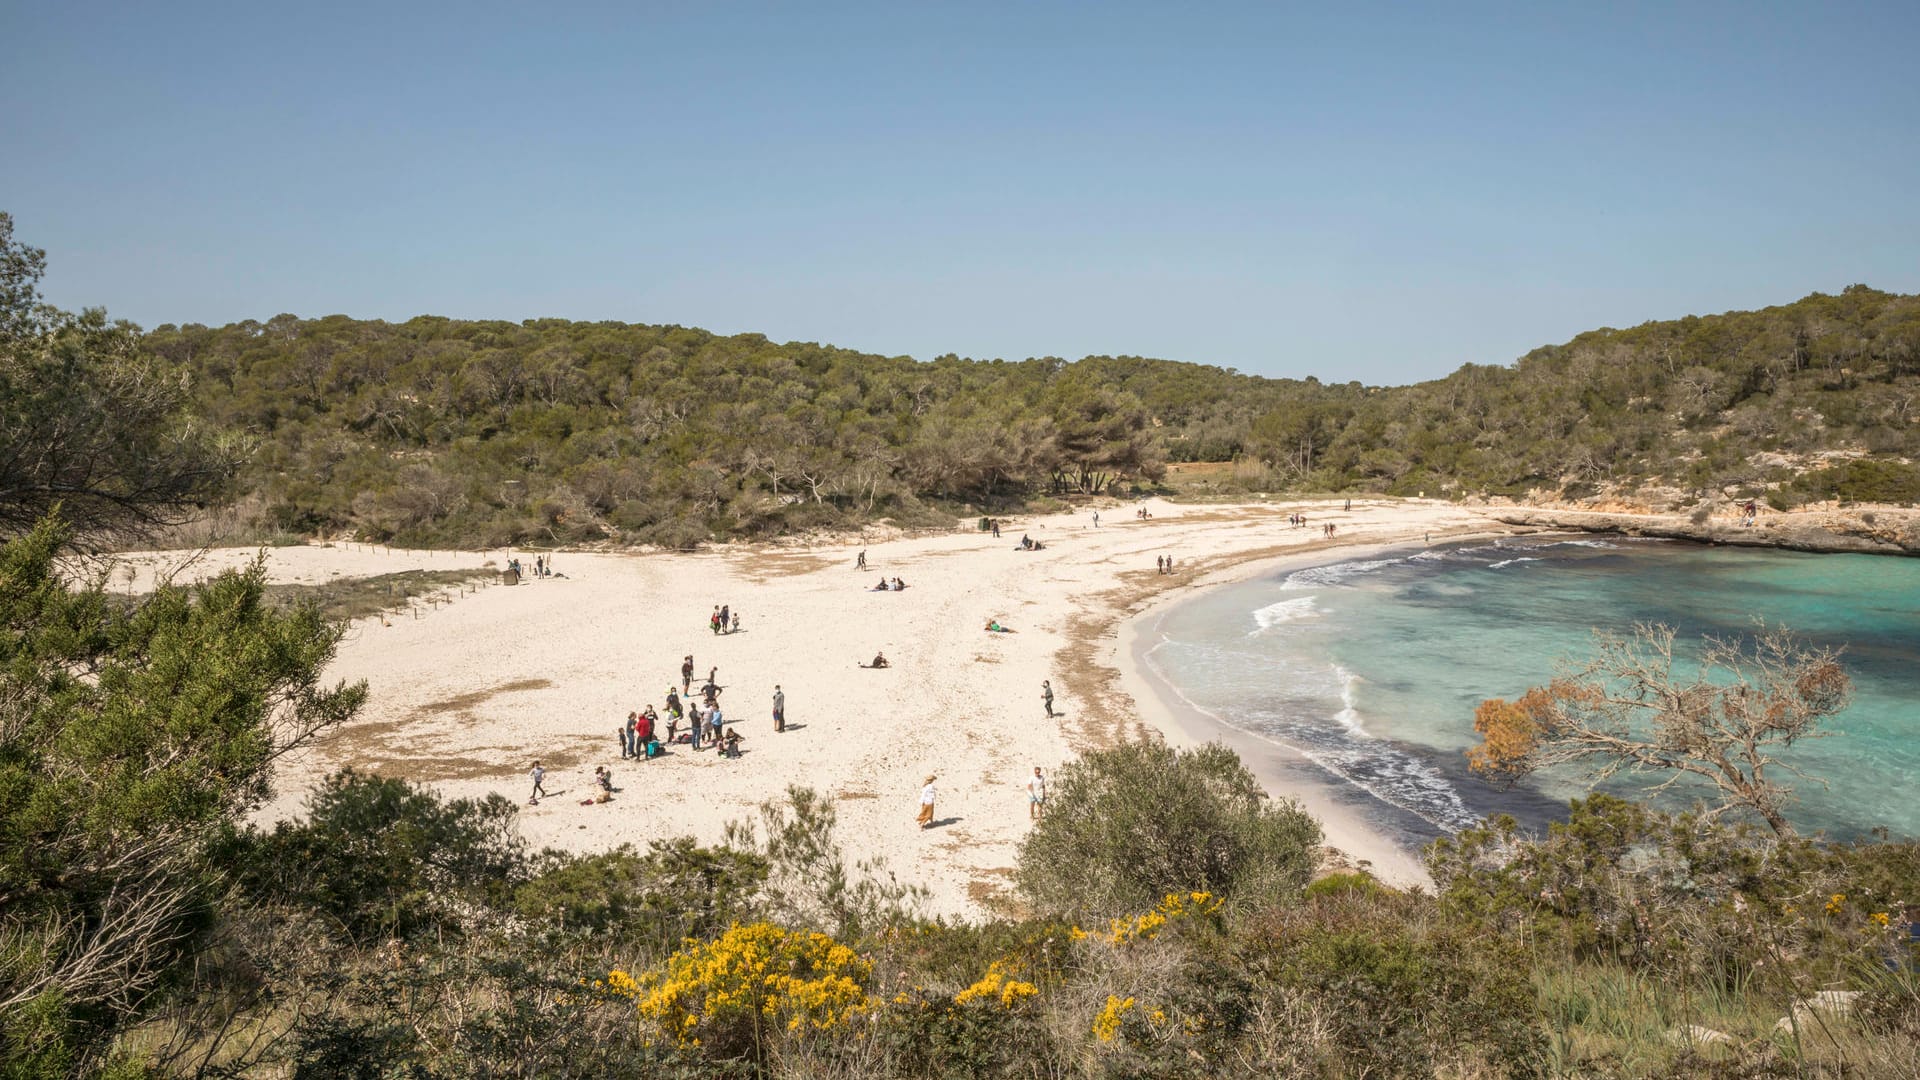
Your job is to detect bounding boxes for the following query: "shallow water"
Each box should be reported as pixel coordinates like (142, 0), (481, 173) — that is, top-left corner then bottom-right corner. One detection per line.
(1143, 536), (1920, 846)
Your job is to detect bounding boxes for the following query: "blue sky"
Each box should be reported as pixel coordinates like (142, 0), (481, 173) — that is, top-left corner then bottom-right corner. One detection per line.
(4, 1), (1916, 383)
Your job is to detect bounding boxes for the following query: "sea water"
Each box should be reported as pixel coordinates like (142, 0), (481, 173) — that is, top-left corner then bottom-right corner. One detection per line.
(1142, 537), (1920, 847)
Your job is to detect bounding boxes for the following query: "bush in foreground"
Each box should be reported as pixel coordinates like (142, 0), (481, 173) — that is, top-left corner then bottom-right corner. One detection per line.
(1015, 742), (1321, 919)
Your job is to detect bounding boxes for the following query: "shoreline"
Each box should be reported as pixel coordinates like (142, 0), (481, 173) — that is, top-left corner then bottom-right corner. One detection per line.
(1103, 538), (1499, 891)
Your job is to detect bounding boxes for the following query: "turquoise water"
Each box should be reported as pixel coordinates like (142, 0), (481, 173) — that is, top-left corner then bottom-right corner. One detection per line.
(1143, 537), (1920, 845)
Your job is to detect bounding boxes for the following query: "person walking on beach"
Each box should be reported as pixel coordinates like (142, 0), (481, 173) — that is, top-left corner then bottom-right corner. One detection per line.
(1092, 510), (1100, 528)
(772, 684), (786, 732)
(856, 550), (867, 570)
(1028, 767), (1047, 820)
(682, 656), (694, 692)
(917, 775), (937, 829)
(529, 760), (549, 805)
(1041, 679), (1055, 718)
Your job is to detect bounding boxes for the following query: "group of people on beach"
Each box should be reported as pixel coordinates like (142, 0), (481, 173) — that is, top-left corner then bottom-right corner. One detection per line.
(509, 555), (555, 579)
(1016, 534), (1045, 551)
(1155, 554), (1177, 573)
(520, 535), (1061, 834)
(610, 655), (765, 772)
(1290, 513), (1337, 538)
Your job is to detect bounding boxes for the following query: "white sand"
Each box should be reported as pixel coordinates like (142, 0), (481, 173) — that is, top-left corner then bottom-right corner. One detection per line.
(113, 498), (1506, 917)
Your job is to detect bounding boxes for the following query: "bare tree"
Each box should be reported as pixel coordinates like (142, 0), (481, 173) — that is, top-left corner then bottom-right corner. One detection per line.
(1468, 622), (1850, 836)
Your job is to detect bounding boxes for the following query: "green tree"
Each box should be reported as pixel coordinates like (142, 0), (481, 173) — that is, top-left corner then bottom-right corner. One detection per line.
(0, 516), (366, 1074)
(1016, 742), (1321, 918)
(0, 214), (242, 544)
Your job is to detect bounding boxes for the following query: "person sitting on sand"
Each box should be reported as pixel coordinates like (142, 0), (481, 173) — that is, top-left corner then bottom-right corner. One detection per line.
(869, 651), (890, 668)
(873, 576), (891, 591)
(593, 765), (614, 803)
(1018, 534), (1032, 550)
(891, 577), (906, 590)
(723, 729), (742, 758)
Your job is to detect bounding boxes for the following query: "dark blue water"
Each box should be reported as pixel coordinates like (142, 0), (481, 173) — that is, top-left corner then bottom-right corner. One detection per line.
(1144, 537), (1920, 846)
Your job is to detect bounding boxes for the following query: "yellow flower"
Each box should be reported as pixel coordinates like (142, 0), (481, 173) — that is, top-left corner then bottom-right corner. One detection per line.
(633, 922), (873, 1048)
(1092, 995), (1135, 1042)
(1870, 911), (1891, 928)
(1825, 893), (1846, 916)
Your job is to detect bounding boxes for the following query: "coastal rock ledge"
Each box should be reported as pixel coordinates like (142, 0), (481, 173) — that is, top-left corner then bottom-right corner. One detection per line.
(1486, 507), (1920, 557)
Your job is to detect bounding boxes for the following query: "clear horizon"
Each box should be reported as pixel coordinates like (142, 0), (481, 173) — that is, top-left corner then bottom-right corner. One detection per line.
(5, 1), (1917, 383)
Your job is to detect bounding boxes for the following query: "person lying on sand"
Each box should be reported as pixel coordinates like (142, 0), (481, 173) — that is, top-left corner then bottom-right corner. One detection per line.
(985, 620), (1016, 633)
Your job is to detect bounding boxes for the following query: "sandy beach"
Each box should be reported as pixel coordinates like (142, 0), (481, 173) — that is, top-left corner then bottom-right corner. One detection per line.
(109, 498), (1506, 917)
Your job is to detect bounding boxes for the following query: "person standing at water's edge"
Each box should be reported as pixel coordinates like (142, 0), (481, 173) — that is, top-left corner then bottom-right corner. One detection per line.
(1041, 679), (1054, 718)
(917, 775), (937, 829)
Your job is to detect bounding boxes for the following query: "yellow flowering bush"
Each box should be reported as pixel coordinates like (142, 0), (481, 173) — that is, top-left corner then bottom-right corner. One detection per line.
(1105, 891), (1223, 945)
(952, 957), (1040, 1010)
(1092, 994), (1135, 1042)
(622, 922), (873, 1052)
(1824, 892), (1846, 916)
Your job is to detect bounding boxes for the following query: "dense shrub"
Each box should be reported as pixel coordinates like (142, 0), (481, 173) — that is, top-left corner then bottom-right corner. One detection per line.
(239, 770), (528, 940)
(1016, 742), (1321, 918)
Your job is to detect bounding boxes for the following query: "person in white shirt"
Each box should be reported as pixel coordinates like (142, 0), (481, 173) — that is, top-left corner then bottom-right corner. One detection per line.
(1027, 767), (1047, 819)
(917, 775), (937, 829)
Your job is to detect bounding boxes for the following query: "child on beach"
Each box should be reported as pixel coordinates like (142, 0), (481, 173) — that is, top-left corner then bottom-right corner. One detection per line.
(529, 761), (548, 805)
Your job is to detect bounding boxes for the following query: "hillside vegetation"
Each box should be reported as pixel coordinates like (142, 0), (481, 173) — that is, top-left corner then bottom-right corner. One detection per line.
(147, 286), (1920, 547)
